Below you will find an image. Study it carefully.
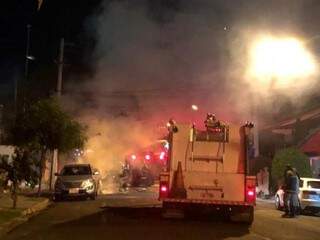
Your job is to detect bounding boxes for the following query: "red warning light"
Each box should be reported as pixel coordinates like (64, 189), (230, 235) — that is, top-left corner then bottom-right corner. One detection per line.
(159, 151), (166, 160)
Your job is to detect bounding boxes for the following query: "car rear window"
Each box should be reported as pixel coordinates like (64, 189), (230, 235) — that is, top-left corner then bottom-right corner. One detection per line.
(61, 166), (91, 176)
(308, 181), (320, 189)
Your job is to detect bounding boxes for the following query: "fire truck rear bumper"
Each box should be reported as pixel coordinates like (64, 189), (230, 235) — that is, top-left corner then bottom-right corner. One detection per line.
(162, 198), (254, 223)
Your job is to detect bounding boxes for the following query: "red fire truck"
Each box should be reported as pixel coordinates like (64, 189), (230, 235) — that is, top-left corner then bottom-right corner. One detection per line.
(122, 140), (169, 187)
(159, 118), (256, 224)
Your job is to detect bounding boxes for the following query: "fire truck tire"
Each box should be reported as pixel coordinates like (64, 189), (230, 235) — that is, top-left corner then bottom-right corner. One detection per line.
(230, 206), (254, 225)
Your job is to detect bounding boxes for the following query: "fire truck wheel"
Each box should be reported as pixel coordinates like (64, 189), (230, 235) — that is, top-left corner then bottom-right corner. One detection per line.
(230, 206), (254, 225)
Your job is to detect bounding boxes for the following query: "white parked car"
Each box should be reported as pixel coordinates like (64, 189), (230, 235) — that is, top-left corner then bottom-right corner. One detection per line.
(275, 177), (320, 214)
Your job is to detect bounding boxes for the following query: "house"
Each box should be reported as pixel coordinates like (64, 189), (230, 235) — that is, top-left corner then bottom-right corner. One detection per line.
(299, 129), (320, 177)
(259, 106), (320, 177)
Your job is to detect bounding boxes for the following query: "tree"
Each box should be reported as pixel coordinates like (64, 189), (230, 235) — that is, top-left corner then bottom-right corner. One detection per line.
(271, 147), (312, 188)
(10, 97), (87, 195)
(0, 149), (38, 208)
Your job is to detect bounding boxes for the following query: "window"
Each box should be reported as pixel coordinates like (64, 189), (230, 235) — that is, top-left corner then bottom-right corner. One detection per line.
(61, 165), (91, 176)
(308, 181), (320, 189)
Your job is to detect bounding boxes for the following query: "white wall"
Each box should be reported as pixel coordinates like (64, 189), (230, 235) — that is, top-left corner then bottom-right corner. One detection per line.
(0, 145), (15, 162)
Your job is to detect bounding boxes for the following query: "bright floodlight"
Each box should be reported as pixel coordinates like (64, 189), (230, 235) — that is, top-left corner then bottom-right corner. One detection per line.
(248, 36), (317, 87)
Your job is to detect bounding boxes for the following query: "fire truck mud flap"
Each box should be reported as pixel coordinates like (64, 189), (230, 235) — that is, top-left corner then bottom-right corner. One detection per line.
(162, 208), (185, 219)
(162, 201), (185, 219)
(230, 206), (254, 225)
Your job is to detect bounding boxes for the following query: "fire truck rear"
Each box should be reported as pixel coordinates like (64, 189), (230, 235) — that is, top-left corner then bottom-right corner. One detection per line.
(159, 118), (256, 224)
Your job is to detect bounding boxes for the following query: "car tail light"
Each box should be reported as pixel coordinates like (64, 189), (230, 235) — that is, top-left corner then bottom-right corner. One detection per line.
(159, 173), (170, 199)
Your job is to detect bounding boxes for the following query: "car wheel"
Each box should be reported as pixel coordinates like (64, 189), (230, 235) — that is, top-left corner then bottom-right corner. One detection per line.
(275, 195), (281, 210)
(53, 194), (62, 202)
(98, 182), (103, 195)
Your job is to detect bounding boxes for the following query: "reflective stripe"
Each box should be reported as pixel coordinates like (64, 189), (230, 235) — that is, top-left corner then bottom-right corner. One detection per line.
(163, 198), (252, 206)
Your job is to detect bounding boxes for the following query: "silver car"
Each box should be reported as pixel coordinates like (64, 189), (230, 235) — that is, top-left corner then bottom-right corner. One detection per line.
(54, 164), (101, 201)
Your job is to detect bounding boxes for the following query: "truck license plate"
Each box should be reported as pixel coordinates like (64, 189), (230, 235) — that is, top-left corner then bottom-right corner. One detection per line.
(69, 188), (79, 194)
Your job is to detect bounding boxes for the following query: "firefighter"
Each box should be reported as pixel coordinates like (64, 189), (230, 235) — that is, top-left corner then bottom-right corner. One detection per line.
(141, 164), (154, 186)
(167, 118), (178, 133)
(204, 113), (220, 131)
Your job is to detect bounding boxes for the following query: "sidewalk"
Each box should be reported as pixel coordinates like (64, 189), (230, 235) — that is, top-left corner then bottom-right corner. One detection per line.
(0, 193), (50, 237)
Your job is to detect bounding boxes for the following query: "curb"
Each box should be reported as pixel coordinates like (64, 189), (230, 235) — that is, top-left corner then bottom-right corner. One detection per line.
(0, 198), (51, 238)
(21, 198), (51, 216)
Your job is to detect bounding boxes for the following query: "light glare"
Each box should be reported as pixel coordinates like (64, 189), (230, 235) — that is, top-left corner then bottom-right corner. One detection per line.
(191, 104), (198, 111)
(248, 36), (317, 88)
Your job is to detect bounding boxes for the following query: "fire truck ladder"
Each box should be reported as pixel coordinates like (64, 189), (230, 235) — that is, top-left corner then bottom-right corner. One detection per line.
(185, 138), (225, 173)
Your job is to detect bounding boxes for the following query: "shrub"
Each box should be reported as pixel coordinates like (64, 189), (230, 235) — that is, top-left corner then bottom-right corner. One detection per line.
(271, 147), (312, 188)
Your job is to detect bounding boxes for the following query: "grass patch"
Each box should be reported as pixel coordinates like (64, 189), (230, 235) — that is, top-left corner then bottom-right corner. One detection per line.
(0, 209), (22, 225)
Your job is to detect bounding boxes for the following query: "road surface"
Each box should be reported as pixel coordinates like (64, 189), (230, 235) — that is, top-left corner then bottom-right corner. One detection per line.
(2, 187), (320, 240)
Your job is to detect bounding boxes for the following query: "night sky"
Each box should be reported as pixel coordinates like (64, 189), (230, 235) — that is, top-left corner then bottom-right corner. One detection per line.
(1, 0), (320, 121)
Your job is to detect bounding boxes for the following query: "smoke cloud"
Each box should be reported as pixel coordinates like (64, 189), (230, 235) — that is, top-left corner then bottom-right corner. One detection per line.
(63, 0), (319, 176)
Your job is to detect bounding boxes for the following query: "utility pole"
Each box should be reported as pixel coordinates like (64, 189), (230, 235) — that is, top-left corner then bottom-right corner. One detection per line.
(24, 25), (32, 79)
(57, 38), (64, 97)
(49, 38), (64, 191)
(20, 24), (32, 112)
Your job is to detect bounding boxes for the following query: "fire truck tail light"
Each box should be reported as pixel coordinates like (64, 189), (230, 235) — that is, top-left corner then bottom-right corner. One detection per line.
(247, 190), (254, 197)
(160, 185), (167, 192)
(159, 183), (169, 199)
(245, 176), (256, 204)
(246, 186), (256, 204)
(159, 173), (170, 199)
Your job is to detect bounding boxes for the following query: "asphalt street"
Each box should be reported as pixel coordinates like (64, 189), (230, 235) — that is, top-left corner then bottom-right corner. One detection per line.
(2, 187), (320, 240)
